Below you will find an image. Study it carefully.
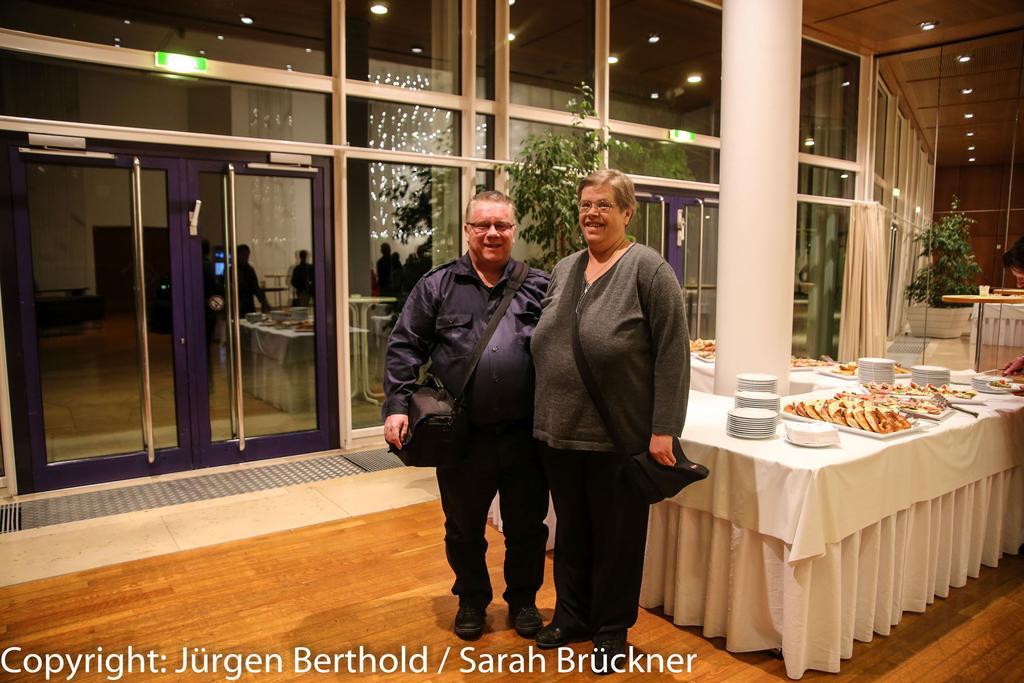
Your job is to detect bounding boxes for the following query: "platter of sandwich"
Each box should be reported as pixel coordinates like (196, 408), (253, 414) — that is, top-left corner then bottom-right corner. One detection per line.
(782, 394), (927, 439)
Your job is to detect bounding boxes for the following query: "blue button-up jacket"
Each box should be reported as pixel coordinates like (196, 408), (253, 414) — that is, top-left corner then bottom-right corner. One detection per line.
(383, 254), (549, 425)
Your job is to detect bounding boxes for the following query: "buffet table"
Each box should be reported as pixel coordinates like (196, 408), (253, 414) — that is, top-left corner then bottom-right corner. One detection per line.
(640, 389), (1024, 678)
(238, 320), (315, 413)
(689, 357), (874, 395)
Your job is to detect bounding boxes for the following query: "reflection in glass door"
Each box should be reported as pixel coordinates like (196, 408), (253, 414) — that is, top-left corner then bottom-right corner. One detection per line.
(190, 159), (332, 464)
(680, 199), (719, 340)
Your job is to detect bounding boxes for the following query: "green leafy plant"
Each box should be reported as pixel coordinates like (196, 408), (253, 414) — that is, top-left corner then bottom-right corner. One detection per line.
(508, 85), (608, 271)
(905, 198), (982, 308)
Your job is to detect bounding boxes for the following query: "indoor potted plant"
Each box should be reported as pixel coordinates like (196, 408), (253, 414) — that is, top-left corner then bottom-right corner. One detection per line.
(904, 198), (981, 338)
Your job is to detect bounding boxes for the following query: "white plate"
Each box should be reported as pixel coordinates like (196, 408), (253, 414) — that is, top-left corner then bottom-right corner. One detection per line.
(781, 412), (927, 440)
(817, 367), (860, 381)
(896, 406), (953, 421)
(728, 431), (777, 440)
(790, 365), (825, 372)
(784, 435), (836, 448)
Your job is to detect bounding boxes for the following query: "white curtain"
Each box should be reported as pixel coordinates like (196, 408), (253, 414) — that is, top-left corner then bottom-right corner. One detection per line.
(839, 202), (888, 360)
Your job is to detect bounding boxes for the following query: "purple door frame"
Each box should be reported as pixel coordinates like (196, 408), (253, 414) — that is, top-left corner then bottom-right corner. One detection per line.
(5, 140), (337, 493)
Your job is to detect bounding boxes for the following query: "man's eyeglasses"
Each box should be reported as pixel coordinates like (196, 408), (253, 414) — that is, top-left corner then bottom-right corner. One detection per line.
(578, 201), (617, 213)
(467, 221), (515, 234)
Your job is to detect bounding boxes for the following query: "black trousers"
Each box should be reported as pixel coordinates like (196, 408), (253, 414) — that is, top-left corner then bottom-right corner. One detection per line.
(541, 443), (650, 639)
(435, 424), (549, 611)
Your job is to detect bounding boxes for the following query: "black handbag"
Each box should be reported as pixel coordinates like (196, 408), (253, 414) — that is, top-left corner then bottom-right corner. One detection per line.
(391, 261), (529, 467)
(568, 256), (708, 504)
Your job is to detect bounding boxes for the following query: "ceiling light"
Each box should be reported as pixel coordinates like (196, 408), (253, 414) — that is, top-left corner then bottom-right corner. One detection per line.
(240, 15), (254, 25)
(957, 54), (971, 63)
(840, 173), (849, 179)
(919, 21), (938, 31)
(286, 64), (293, 71)
(411, 46), (423, 54)
(305, 48), (312, 53)
(686, 74), (702, 84)
(964, 113), (974, 119)
(217, 35), (224, 40)
(649, 92), (659, 99)
(199, 49), (206, 55)
(114, 37), (120, 42)
(803, 138), (815, 147)
(608, 56), (619, 64)
(966, 131), (975, 137)
(962, 87), (974, 95)
(648, 34), (660, 44)
(508, 32), (516, 41)
(969, 157), (976, 162)
(123, 19), (131, 25)
(114, 43), (121, 48)
(841, 81), (851, 87)
(968, 145), (975, 151)
(509, 0), (515, 4)
(370, 3), (388, 15)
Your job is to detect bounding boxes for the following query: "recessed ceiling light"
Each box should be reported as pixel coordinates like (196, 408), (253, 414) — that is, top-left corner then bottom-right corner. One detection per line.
(841, 81), (851, 87)
(217, 35), (224, 40)
(411, 46), (423, 54)
(508, 32), (516, 41)
(686, 74), (702, 84)
(114, 43), (121, 48)
(803, 138), (815, 147)
(962, 87), (974, 95)
(649, 92), (659, 99)
(305, 48), (312, 53)
(648, 34), (660, 44)
(199, 49), (206, 55)
(840, 173), (849, 179)
(370, 3), (388, 15)
(123, 19), (131, 25)
(240, 15), (254, 25)
(114, 37), (120, 42)
(966, 131), (975, 137)
(608, 56), (619, 64)
(957, 54), (971, 63)
(968, 145), (975, 151)
(964, 113), (974, 119)
(919, 21), (938, 31)
(969, 157), (976, 162)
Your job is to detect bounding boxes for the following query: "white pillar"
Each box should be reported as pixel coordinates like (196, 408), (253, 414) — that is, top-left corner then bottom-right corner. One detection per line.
(713, 0), (802, 396)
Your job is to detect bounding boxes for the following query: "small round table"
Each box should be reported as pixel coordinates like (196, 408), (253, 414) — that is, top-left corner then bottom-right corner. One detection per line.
(941, 294), (1024, 370)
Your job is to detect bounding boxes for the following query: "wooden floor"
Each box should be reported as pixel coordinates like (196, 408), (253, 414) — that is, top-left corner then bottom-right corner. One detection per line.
(2, 500), (1023, 681)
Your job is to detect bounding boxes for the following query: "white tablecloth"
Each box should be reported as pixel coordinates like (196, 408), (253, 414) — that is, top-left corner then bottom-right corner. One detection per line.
(689, 358), (871, 396)
(970, 303), (1024, 347)
(640, 389), (1024, 678)
(239, 320), (315, 413)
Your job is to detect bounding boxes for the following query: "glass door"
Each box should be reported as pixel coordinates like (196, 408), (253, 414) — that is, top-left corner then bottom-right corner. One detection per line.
(187, 158), (334, 467)
(9, 148), (193, 490)
(679, 198), (719, 340)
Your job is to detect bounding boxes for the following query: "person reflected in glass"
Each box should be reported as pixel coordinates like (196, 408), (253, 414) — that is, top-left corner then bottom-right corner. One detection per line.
(377, 243), (394, 296)
(236, 244), (271, 315)
(290, 249), (314, 307)
(530, 169), (689, 672)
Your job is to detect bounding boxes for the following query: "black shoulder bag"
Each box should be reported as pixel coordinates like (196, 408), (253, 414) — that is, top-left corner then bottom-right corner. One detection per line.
(568, 256), (708, 503)
(392, 260), (529, 468)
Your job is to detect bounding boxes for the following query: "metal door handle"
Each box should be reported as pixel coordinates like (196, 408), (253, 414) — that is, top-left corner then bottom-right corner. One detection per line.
(131, 158), (156, 464)
(226, 165), (246, 451)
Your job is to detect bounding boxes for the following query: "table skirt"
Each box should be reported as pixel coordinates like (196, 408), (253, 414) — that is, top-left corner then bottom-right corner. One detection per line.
(639, 466), (1024, 678)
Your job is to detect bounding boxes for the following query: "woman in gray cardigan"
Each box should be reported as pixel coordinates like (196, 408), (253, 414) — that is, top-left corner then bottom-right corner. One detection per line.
(531, 169), (690, 672)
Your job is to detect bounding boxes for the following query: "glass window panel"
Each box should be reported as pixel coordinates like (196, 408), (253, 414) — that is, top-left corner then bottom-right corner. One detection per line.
(347, 160), (461, 429)
(797, 164), (855, 199)
(475, 114), (495, 159)
(793, 202), (849, 359)
(510, 119), (577, 157)
(346, 0), (460, 95)
(800, 40), (859, 160)
(610, 134), (720, 184)
(477, 0), (496, 100)
(27, 164), (178, 462)
(609, 0), (721, 136)
(874, 86), (888, 178)
(510, 0), (595, 111)
(0, 51), (329, 143)
(0, 0), (330, 75)
(347, 98), (460, 156)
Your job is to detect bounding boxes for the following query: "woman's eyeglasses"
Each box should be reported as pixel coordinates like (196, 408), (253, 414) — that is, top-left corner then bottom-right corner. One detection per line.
(467, 221), (515, 233)
(578, 201), (617, 213)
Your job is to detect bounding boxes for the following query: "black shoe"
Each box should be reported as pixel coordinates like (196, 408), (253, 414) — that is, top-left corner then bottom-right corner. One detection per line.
(591, 635), (628, 676)
(535, 623), (590, 649)
(454, 606), (485, 641)
(509, 605), (543, 638)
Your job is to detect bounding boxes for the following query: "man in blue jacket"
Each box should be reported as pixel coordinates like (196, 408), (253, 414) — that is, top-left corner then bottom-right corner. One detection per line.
(382, 191), (549, 641)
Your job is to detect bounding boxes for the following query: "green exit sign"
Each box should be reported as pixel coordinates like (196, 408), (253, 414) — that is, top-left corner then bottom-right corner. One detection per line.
(668, 129), (695, 143)
(154, 52), (208, 73)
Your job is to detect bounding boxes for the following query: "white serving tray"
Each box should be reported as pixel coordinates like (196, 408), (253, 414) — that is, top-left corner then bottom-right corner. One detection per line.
(782, 411), (929, 440)
(896, 405), (954, 421)
(816, 366), (860, 381)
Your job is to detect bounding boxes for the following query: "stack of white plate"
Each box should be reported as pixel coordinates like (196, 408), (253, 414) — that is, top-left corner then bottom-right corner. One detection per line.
(972, 374), (1012, 394)
(727, 407), (778, 439)
(736, 373), (778, 394)
(858, 357), (896, 384)
(735, 390), (781, 414)
(911, 365), (951, 386)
